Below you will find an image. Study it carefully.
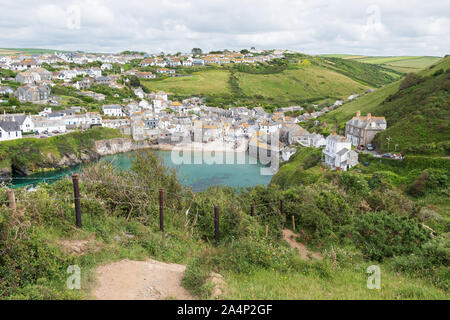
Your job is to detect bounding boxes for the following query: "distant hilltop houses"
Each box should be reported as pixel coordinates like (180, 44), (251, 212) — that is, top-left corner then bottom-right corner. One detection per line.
(0, 48), (386, 170)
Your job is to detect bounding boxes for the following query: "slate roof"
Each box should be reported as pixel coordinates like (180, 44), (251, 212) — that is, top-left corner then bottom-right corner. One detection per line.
(336, 148), (350, 156)
(0, 120), (21, 132)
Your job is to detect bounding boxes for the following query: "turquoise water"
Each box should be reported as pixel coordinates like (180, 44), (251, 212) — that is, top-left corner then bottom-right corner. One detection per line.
(11, 150), (272, 191)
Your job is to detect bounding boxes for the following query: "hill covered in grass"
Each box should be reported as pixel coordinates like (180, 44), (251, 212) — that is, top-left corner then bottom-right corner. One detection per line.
(320, 55), (442, 73)
(142, 55), (403, 110)
(315, 56), (450, 155)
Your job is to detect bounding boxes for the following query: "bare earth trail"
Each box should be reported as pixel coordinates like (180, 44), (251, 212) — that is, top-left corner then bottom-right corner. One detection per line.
(282, 229), (322, 260)
(90, 230), (317, 300)
(92, 258), (194, 300)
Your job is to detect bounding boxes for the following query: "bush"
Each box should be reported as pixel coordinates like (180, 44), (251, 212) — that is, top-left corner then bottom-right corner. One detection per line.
(391, 236), (449, 290)
(407, 169), (449, 197)
(340, 172), (370, 197)
(353, 211), (431, 261)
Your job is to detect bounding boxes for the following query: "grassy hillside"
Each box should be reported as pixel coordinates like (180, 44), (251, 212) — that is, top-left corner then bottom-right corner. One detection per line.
(354, 56), (442, 73)
(372, 70), (450, 154)
(142, 56), (402, 109)
(319, 81), (401, 130)
(314, 56), (450, 155)
(314, 57), (403, 87)
(142, 69), (232, 97)
(321, 55), (442, 73)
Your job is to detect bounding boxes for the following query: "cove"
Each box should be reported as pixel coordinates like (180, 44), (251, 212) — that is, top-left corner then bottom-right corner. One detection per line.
(11, 150), (272, 191)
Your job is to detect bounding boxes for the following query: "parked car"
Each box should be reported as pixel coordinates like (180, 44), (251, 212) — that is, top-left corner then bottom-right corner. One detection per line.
(382, 153), (393, 158)
(356, 144), (365, 151)
(52, 130), (59, 134)
(366, 144), (375, 151)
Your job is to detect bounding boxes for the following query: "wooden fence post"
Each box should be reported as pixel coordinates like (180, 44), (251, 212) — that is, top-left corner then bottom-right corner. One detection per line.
(214, 205), (219, 245)
(265, 224), (268, 238)
(159, 188), (164, 232)
(280, 199), (285, 217)
(251, 204), (255, 217)
(7, 189), (16, 213)
(292, 215), (295, 231)
(72, 174), (82, 228)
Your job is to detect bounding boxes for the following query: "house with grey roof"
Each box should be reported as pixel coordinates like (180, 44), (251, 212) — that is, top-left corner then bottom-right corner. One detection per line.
(0, 120), (22, 141)
(0, 113), (34, 133)
(345, 111), (387, 146)
(14, 85), (50, 103)
(0, 86), (14, 95)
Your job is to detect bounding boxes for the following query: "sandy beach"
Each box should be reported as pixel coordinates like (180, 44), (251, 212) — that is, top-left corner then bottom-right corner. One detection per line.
(148, 139), (249, 153)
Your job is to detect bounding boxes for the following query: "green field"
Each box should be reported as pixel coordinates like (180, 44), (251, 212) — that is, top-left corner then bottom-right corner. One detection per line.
(0, 48), (66, 56)
(236, 66), (369, 104)
(142, 59), (397, 108)
(322, 55), (442, 74)
(356, 56), (442, 73)
(142, 69), (233, 96)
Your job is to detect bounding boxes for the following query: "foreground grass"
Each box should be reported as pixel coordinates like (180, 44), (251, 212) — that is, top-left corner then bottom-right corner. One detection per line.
(224, 265), (448, 300)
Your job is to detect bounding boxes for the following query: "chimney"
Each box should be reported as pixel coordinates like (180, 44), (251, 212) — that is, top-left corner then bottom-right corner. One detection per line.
(356, 110), (361, 118)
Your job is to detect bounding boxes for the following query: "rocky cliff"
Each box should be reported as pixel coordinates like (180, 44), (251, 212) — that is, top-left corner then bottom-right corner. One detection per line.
(94, 138), (152, 156)
(0, 138), (152, 181)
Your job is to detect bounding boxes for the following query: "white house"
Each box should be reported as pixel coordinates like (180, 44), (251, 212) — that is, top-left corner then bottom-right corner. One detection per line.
(32, 119), (67, 134)
(102, 104), (125, 117)
(0, 113), (34, 133)
(322, 134), (358, 171)
(259, 120), (281, 134)
(0, 121), (22, 141)
(101, 63), (113, 70)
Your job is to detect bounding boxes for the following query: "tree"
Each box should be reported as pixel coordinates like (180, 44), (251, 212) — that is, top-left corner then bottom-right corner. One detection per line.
(128, 75), (140, 88)
(240, 49), (250, 55)
(7, 95), (20, 107)
(191, 48), (202, 55)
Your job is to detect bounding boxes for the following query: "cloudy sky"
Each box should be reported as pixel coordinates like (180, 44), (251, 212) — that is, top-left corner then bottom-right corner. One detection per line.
(0, 0), (449, 56)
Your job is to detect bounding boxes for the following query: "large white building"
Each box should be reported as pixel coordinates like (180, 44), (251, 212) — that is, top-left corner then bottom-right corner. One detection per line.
(322, 134), (358, 171)
(102, 104), (125, 117)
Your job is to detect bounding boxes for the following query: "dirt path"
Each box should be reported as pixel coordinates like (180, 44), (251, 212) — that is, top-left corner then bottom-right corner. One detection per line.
(282, 229), (322, 260)
(92, 258), (194, 300)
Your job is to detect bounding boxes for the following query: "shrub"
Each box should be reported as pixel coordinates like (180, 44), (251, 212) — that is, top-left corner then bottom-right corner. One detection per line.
(407, 169), (449, 197)
(391, 236), (449, 290)
(340, 172), (370, 197)
(353, 211), (431, 261)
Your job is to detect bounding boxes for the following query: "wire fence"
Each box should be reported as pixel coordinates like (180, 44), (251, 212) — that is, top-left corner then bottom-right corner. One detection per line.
(2, 174), (299, 243)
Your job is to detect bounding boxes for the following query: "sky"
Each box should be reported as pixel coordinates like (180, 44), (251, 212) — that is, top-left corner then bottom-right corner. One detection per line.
(0, 0), (449, 56)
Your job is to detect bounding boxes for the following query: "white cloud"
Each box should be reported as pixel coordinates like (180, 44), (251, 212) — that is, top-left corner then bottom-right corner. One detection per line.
(0, 0), (448, 56)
